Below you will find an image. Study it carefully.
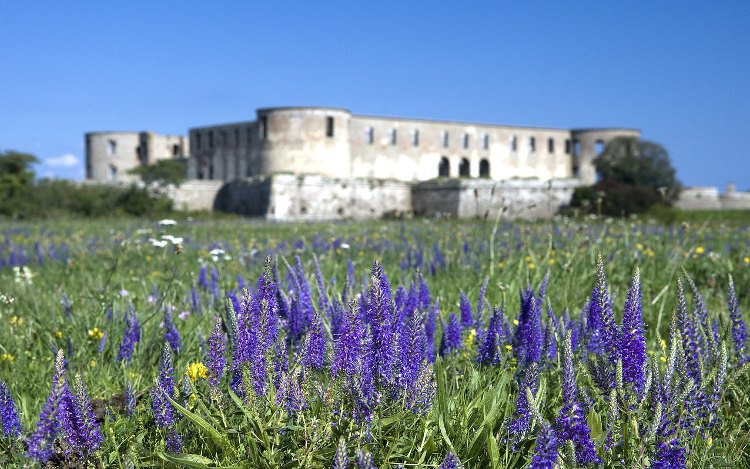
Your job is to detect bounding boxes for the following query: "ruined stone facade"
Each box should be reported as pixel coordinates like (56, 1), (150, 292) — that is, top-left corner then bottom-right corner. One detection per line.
(184, 107), (639, 185)
(85, 131), (188, 182)
(85, 107), (645, 219)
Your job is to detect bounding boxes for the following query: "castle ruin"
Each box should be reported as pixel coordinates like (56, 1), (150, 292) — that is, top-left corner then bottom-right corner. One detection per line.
(86, 106), (642, 219)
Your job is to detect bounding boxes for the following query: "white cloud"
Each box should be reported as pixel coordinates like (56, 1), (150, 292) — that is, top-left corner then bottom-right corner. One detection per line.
(46, 153), (80, 168)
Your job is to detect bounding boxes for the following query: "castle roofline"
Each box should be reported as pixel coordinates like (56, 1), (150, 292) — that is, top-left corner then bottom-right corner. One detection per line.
(257, 106), (352, 114)
(570, 127), (641, 133)
(352, 113), (573, 132)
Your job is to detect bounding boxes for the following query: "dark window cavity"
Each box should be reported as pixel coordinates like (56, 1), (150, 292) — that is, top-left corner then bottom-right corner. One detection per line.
(326, 116), (334, 137)
(439, 157), (450, 177)
(479, 159), (490, 177)
(459, 158), (470, 177)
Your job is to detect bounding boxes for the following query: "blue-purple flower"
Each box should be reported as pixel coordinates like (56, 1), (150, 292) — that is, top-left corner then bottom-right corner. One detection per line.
(207, 315), (226, 404)
(0, 380), (22, 438)
(555, 331), (600, 466)
(620, 268), (647, 394)
(728, 275), (748, 364)
(438, 451), (463, 469)
(439, 313), (462, 356)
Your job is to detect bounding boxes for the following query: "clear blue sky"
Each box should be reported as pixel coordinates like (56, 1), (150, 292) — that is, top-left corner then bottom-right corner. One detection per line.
(2, 1), (748, 189)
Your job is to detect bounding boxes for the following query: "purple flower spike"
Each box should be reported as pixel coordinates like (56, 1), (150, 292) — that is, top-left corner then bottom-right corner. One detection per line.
(27, 350), (68, 463)
(125, 381), (136, 416)
(728, 275), (748, 364)
(207, 316), (226, 404)
(459, 291), (473, 328)
(530, 423), (559, 469)
(355, 448), (376, 469)
(555, 331), (600, 466)
(152, 342), (176, 429)
(508, 363), (540, 442)
(438, 451), (463, 469)
(72, 373), (103, 457)
(439, 313), (462, 356)
(620, 268), (647, 394)
(163, 308), (181, 353)
(0, 380), (22, 437)
(651, 439), (687, 469)
(332, 437), (349, 469)
(332, 299), (364, 378)
(302, 310), (326, 370)
(368, 261), (396, 385)
(117, 309), (141, 363)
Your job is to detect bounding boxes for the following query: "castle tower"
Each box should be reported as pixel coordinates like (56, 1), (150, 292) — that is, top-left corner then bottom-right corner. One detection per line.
(255, 107), (352, 178)
(570, 128), (641, 185)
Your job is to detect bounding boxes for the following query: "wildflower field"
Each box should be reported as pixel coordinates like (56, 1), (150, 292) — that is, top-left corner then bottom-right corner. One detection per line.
(1, 216), (749, 468)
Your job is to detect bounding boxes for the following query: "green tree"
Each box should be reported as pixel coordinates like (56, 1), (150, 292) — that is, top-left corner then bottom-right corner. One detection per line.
(128, 159), (187, 188)
(570, 138), (681, 216)
(595, 137), (681, 201)
(0, 150), (38, 217)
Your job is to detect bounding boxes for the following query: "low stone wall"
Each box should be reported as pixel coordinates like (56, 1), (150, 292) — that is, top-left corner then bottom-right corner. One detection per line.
(412, 178), (581, 220)
(675, 186), (750, 211)
(168, 180), (224, 211)
(674, 187), (722, 210)
(213, 174), (413, 220)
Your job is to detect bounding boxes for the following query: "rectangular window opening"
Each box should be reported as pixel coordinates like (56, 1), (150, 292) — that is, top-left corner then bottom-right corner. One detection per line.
(548, 138), (555, 153)
(260, 116), (268, 140)
(326, 116), (335, 138)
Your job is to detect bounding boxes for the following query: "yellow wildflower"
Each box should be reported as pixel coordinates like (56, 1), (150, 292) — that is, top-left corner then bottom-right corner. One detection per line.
(88, 327), (104, 340)
(636, 243), (644, 250)
(10, 315), (23, 327)
(524, 255), (532, 262)
(513, 319), (519, 326)
(527, 262), (536, 270)
(644, 248), (655, 257)
(660, 356), (667, 363)
(186, 362), (208, 382)
(743, 256), (750, 265)
(547, 259), (556, 266)
(90, 359), (97, 368)
(505, 345), (513, 351)
(54, 330), (63, 339)
(464, 329), (476, 350)
(1, 353), (14, 363)
(695, 246), (705, 255)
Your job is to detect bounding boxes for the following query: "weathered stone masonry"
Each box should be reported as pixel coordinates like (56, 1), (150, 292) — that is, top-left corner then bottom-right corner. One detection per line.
(86, 106), (643, 219)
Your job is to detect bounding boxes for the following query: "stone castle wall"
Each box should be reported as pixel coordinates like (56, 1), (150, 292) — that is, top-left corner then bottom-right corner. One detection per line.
(675, 186), (750, 211)
(412, 178), (581, 220)
(170, 176), (580, 221)
(180, 107), (639, 185)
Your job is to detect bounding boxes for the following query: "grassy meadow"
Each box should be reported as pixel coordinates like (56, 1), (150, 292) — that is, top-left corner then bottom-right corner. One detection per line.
(0, 215), (749, 468)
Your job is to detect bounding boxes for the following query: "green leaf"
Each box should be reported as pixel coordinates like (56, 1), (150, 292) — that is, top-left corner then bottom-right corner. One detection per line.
(487, 432), (500, 468)
(587, 408), (603, 441)
(155, 452), (214, 468)
(165, 393), (233, 455)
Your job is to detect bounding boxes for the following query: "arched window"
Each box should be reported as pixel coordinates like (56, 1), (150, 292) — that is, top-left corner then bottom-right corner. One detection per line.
(479, 159), (490, 177)
(459, 158), (470, 177)
(438, 157), (450, 177)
